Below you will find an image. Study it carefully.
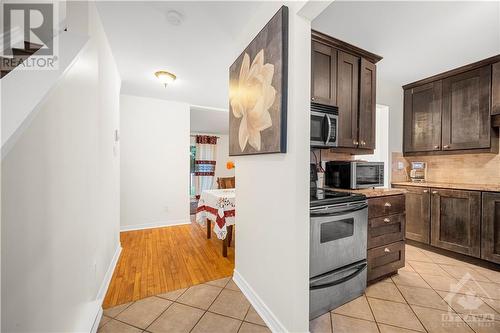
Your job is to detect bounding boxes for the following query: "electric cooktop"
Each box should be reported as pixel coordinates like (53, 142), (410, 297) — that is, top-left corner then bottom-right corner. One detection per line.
(310, 188), (366, 207)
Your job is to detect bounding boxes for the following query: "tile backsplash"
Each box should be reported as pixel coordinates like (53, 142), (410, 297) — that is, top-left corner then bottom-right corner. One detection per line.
(391, 151), (500, 185)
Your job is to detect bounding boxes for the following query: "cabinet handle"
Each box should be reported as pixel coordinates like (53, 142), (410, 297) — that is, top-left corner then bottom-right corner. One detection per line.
(384, 202), (392, 207)
(423, 190), (429, 193)
(383, 218), (391, 223)
(434, 145), (440, 149)
(311, 97), (315, 101)
(353, 140), (359, 145)
(443, 145), (450, 149)
(384, 248), (391, 253)
(360, 140), (366, 146)
(432, 191), (438, 194)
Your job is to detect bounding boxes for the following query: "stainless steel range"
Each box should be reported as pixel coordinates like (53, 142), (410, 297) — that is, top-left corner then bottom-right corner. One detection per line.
(310, 165), (368, 319)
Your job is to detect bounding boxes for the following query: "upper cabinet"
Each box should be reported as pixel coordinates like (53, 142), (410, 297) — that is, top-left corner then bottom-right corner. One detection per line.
(311, 41), (337, 106)
(311, 30), (382, 154)
(403, 56), (500, 156)
(442, 66), (491, 151)
(404, 81), (442, 153)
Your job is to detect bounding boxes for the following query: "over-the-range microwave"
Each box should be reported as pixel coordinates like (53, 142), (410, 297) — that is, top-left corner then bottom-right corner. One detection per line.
(325, 161), (385, 189)
(310, 102), (338, 148)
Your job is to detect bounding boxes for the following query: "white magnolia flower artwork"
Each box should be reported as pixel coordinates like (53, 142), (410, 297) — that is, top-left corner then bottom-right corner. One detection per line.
(230, 50), (276, 151)
(228, 5), (288, 156)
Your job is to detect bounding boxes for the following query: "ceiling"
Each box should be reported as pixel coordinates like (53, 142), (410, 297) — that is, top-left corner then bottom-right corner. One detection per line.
(97, 1), (262, 112)
(313, 1), (500, 87)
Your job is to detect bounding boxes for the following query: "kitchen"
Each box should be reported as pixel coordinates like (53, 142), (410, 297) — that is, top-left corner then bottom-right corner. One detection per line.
(309, 3), (500, 332)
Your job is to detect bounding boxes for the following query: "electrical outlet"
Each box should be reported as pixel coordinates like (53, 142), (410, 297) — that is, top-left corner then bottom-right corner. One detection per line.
(397, 161), (404, 170)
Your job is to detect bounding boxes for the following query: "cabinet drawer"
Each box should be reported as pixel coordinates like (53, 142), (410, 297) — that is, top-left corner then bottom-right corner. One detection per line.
(367, 241), (405, 282)
(368, 195), (405, 218)
(368, 213), (405, 249)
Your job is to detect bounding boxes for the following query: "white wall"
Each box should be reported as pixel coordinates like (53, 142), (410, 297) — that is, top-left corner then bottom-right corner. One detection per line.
(232, 3), (311, 332)
(120, 94), (190, 231)
(1, 3), (121, 332)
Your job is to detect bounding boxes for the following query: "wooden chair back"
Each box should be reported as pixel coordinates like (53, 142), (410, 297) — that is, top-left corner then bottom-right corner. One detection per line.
(217, 177), (235, 189)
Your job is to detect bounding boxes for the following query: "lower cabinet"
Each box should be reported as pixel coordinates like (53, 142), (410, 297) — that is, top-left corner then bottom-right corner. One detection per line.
(482, 192), (500, 264)
(397, 184), (500, 262)
(393, 185), (431, 243)
(367, 194), (405, 282)
(430, 189), (481, 258)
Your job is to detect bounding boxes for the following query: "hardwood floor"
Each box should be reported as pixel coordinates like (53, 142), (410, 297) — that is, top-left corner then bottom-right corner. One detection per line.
(103, 219), (235, 308)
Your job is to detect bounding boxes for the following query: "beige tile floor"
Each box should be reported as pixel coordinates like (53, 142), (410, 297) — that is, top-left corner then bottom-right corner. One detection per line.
(98, 276), (270, 333)
(310, 244), (500, 333)
(99, 244), (500, 333)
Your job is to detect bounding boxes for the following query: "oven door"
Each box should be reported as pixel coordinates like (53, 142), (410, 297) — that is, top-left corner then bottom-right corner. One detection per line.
(353, 163), (384, 189)
(310, 201), (368, 277)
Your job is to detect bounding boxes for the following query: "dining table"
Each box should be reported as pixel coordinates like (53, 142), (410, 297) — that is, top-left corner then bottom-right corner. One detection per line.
(195, 188), (236, 257)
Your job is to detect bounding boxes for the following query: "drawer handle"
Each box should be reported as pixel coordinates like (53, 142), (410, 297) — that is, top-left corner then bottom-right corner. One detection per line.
(432, 191), (438, 194)
(384, 248), (391, 253)
(423, 190), (429, 193)
(384, 202), (392, 207)
(384, 218), (391, 223)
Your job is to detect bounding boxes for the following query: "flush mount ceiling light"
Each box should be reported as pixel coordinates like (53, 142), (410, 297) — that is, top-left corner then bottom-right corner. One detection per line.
(154, 70), (176, 87)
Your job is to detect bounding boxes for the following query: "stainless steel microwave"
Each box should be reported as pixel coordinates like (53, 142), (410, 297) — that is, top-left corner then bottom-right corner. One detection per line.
(325, 161), (385, 189)
(311, 103), (338, 148)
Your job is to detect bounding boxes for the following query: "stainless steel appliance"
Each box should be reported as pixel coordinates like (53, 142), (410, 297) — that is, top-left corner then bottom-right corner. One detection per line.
(310, 103), (338, 148)
(325, 161), (384, 189)
(310, 166), (368, 319)
(409, 162), (427, 182)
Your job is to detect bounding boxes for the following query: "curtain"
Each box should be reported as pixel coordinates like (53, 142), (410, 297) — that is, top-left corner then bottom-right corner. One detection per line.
(195, 135), (218, 199)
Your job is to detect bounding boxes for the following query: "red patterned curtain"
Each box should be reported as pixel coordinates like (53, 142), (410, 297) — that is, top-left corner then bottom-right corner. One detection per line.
(195, 135), (218, 199)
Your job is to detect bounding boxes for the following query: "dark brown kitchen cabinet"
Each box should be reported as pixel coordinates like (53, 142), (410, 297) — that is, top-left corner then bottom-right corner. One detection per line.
(481, 192), (500, 264)
(337, 50), (360, 148)
(403, 81), (442, 153)
(311, 41), (337, 106)
(403, 55), (500, 155)
(311, 31), (382, 154)
(393, 185), (431, 244)
(492, 62), (500, 116)
(358, 59), (377, 150)
(367, 194), (405, 282)
(442, 66), (492, 151)
(430, 188), (481, 258)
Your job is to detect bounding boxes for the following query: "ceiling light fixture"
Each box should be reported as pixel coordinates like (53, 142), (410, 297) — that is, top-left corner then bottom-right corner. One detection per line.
(154, 70), (176, 87)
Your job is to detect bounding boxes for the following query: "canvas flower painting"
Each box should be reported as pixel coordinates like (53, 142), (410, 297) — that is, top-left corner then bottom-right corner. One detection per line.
(229, 6), (288, 155)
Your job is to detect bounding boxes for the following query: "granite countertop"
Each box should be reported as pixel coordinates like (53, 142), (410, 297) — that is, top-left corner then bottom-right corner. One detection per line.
(325, 187), (407, 198)
(391, 181), (500, 192)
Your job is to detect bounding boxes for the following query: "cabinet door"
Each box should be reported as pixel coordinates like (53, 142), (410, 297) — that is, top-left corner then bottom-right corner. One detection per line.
(492, 62), (500, 116)
(358, 59), (376, 150)
(430, 189), (481, 257)
(337, 50), (360, 148)
(311, 41), (337, 106)
(403, 82), (442, 153)
(442, 66), (491, 150)
(481, 192), (500, 264)
(395, 186), (431, 244)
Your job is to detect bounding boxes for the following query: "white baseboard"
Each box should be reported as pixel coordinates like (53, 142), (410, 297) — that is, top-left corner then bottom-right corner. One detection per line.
(120, 219), (191, 232)
(90, 244), (122, 333)
(233, 269), (287, 333)
(90, 307), (103, 333)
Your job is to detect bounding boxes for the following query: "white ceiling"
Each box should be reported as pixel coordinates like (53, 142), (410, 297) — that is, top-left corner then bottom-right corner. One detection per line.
(313, 1), (500, 86)
(97, 1), (262, 111)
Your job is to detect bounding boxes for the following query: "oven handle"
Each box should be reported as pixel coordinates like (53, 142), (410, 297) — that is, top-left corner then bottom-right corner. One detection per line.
(310, 202), (368, 217)
(310, 262), (367, 290)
